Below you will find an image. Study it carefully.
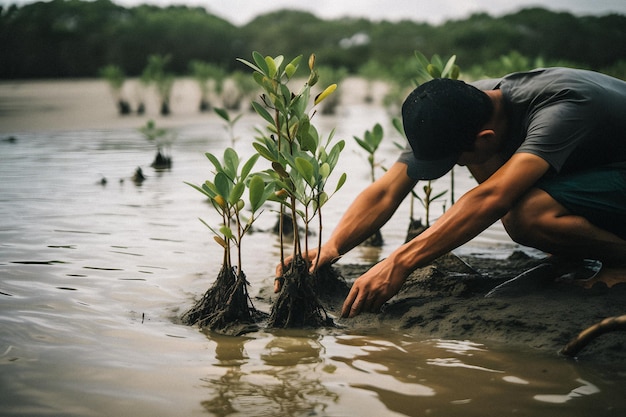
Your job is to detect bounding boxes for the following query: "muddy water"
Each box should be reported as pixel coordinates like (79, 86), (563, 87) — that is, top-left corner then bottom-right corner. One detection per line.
(1, 106), (624, 416)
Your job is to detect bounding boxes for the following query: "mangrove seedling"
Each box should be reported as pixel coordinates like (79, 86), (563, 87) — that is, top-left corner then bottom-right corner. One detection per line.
(182, 148), (274, 335)
(353, 123), (385, 246)
(391, 117), (446, 241)
(238, 52), (347, 328)
(139, 119), (174, 169)
(99, 64), (131, 115)
(189, 60), (214, 112)
(214, 107), (243, 148)
(142, 54), (175, 116)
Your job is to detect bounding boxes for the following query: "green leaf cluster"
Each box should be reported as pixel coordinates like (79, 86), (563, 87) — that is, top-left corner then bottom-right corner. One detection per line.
(186, 148), (274, 271)
(413, 51), (460, 85)
(353, 123), (383, 183)
(239, 52), (347, 266)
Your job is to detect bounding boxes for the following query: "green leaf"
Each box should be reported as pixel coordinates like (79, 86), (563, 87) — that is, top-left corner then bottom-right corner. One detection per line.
(252, 71), (265, 87)
(229, 181), (245, 205)
(205, 152), (223, 172)
(273, 55), (284, 69)
(240, 154), (259, 181)
(252, 51), (269, 75)
(431, 54), (444, 71)
(392, 117), (405, 138)
(286, 55), (302, 71)
(253, 142), (277, 162)
(334, 172), (347, 193)
(431, 190), (448, 201)
(236, 57), (263, 74)
(295, 157), (314, 185)
(251, 101), (275, 125)
(441, 55), (457, 78)
(414, 50), (430, 70)
(214, 107), (229, 122)
(214, 172), (231, 199)
(265, 56), (277, 77)
(248, 175), (265, 212)
(354, 137), (372, 153)
(319, 162), (330, 180)
(272, 161), (289, 178)
(223, 147), (239, 178)
(285, 63), (297, 78)
(202, 181), (218, 197)
(219, 225), (234, 240)
(184, 181), (212, 199)
(371, 123), (384, 149)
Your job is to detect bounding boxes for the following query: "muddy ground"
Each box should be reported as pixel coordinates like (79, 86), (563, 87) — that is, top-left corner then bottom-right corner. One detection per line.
(261, 252), (626, 366)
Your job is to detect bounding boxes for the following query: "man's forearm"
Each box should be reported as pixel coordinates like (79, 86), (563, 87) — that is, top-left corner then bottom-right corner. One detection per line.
(326, 163), (416, 256)
(389, 185), (509, 274)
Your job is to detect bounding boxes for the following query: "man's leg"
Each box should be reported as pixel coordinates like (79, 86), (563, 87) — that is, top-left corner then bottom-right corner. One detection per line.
(502, 187), (626, 287)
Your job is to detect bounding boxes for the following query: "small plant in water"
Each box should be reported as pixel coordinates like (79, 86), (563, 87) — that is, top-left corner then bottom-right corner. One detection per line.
(142, 54), (175, 116)
(353, 123), (385, 246)
(99, 64), (131, 115)
(182, 148), (274, 335)
(214, 107), (243, 148)
(238, 51), (347, 328)
(139, 119), (174, 169)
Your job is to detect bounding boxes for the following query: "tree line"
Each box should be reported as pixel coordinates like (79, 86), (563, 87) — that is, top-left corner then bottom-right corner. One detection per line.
(1, 0), (625, 80)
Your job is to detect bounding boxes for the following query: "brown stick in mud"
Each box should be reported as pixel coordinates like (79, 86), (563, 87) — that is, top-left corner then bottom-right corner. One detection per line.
(561, 315), (626, 357)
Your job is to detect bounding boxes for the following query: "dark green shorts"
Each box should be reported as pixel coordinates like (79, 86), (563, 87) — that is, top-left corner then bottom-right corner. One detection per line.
(536, 164), (626, 240)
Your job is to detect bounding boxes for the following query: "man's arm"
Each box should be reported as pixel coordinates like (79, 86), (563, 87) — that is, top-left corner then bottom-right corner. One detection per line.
(279, 162), (417, 275)
(324, 162), (417, 258)
(341, 153), (551, 317)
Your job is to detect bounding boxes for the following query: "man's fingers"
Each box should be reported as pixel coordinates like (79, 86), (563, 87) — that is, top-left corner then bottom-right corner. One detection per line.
(341, 287), (359, 318)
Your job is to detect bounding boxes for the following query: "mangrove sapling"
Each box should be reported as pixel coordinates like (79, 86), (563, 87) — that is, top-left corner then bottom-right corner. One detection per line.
(239, 52), (347, 328)
(182, 148), (274, 335)
(139, 120), (175, 169)
(99, 64), (131, 115)
(215, 107), (243, 148)
(189, 60), (213, 112)
(142, 54), (175, 116)
(353, 123), (385, 246)
(390, 117), (447, 241)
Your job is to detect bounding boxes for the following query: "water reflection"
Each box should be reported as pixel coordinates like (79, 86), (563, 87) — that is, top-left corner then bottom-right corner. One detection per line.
(196, 331), (620, 417)
(203, 331), (338, 417)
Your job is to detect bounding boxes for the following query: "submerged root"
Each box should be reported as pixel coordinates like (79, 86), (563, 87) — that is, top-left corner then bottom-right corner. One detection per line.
(268, 257), (334, 329)
(182, 266), (259, 335)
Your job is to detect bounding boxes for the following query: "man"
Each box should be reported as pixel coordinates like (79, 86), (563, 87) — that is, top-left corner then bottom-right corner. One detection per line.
(281, 67), (626, 318)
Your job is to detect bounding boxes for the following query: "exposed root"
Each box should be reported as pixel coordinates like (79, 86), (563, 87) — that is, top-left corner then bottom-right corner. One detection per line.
(182, 266), (259, 335)
(561, 315), (626, 357)
(268, 256), (334, 328)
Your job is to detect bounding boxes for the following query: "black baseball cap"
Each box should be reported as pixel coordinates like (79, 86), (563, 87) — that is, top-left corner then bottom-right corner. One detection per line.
(401, 78), (493, 180)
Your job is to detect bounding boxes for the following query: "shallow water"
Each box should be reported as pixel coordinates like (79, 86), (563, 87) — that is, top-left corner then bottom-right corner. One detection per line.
(1, 106), (625, 416)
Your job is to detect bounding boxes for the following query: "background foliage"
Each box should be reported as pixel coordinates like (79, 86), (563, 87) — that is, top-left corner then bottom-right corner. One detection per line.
(1, 0), (625, 79)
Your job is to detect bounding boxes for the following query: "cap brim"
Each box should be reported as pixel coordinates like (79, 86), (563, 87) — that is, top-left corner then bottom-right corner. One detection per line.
(406, 153), (458, 180)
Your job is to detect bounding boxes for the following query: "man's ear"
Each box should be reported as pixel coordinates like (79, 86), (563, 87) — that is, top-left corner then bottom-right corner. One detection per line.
(475, 129), (497, 151)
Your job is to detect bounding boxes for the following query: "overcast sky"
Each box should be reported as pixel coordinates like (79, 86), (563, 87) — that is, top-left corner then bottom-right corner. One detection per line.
(3, 0), (625, 25)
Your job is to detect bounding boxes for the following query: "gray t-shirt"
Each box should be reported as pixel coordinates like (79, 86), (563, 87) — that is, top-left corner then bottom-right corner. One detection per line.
(399, 68), (626, 178)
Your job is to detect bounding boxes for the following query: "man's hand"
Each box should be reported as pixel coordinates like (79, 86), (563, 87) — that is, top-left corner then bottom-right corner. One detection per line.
(341, 257), (408, 318)
(274, 244), (342, 292)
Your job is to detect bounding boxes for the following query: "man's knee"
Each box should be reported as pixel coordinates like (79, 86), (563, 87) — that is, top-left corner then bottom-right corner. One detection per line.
(502, 208), (539, 246)
(502, 189), (566, 247)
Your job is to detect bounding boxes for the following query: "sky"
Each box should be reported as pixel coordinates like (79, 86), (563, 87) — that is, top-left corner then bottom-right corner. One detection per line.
(2, 0), (626, 25)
